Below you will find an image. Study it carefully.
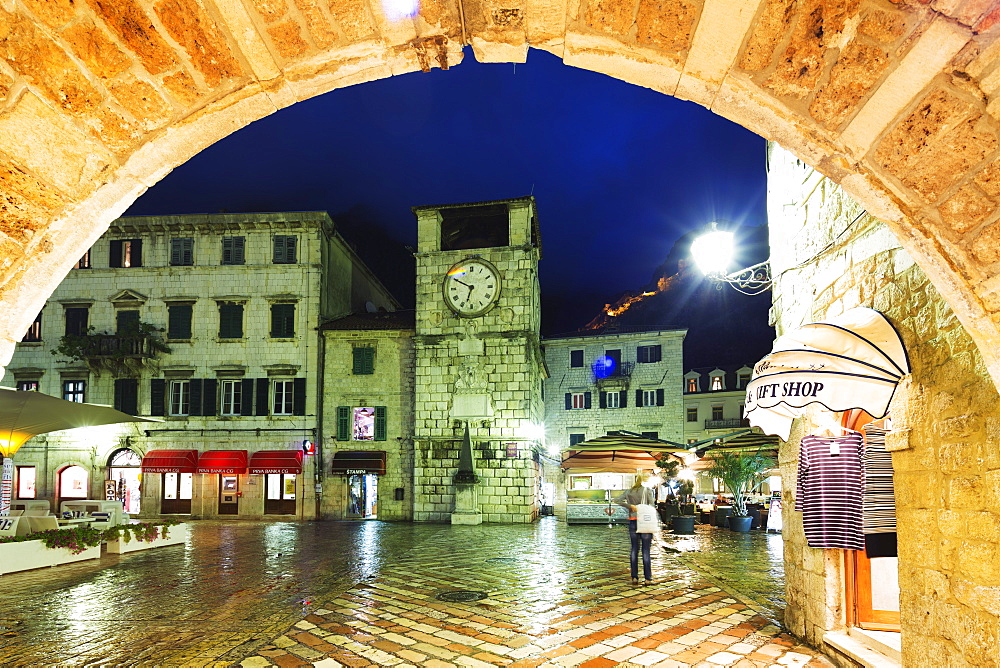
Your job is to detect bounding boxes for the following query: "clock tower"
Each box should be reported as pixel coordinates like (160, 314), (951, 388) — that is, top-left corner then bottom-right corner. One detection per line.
(411, 197), (545, 523)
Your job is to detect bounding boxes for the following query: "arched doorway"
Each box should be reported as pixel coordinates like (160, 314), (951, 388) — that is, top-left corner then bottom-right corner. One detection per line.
(107, 448), (142, 515)
(57, 465), (89, 508)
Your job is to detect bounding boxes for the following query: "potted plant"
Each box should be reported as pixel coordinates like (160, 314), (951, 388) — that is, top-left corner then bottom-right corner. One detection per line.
(701, 449), (774, 532)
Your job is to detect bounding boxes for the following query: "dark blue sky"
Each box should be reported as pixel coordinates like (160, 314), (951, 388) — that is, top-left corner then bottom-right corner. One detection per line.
(126, 49), (766, 305)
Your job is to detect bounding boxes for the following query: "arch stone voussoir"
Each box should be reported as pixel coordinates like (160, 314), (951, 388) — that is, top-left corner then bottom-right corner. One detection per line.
(3, 0), (1000, 393)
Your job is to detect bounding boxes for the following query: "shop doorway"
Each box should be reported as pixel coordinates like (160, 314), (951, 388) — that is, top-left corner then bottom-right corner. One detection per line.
(219, 475), (239, 515)
(347, 474), (377, 518)
(264, 473), (296, 515)
(161, 472), (192, 514)
(107, 448), (142, 515)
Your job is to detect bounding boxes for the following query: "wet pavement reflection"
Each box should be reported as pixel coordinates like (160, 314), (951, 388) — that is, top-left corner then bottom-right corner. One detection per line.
(0, 519), (831, 667)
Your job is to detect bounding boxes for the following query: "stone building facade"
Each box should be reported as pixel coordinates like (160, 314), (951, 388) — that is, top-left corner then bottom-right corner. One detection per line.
(1, 211), (398, 521)
(767, 144), (1000, 666)
(411, 197), (548, 524)
(543, 329), (686, 450)
(319, 311), (415, 521)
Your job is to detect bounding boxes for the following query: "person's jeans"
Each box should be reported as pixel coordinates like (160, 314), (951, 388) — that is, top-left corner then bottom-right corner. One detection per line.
(628, 519), (653, 580)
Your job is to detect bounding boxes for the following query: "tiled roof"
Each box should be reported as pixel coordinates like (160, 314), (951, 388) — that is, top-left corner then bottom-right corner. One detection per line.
(319, 310), (415, 331)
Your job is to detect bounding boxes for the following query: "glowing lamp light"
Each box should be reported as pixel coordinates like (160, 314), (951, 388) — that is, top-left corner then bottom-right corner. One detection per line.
(592, 355), (616, 379)
(691, 224), (734, 276)
(677, 468), (697, 481)
(382, 0), (419, 20)
(519, 422), (545, 442)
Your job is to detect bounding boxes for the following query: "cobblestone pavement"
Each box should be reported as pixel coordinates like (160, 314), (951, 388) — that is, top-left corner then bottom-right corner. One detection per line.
(0, 519), (834, 668)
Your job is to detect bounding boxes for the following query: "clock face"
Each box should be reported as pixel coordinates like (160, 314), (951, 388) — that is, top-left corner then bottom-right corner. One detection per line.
(443, 259), (502, 317)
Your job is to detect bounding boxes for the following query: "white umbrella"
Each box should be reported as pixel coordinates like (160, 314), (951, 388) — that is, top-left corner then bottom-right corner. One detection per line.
(0, 387), (158, 515)
(745, 308), (910, 440)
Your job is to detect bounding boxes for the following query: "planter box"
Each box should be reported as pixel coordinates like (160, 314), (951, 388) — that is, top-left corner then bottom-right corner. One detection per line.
(0, 539), (101, 575)
(105, 523), (188, 554)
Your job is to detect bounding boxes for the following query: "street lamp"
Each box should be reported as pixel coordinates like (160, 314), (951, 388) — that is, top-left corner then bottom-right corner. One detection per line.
(691, 222), (772, 296)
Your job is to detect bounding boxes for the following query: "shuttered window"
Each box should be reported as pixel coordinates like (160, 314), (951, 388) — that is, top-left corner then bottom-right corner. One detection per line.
(114, 378), (139, 415)
(221, 236), (245, 265)
(336, 406), (351, 440)
(170, 237), (194, 266)
(352, 346), (375, 374)
(167, 304), (192, 340)
(273, 235), (297, 264)
(218, 303), (243, 339)
(270, 303), (295, 338)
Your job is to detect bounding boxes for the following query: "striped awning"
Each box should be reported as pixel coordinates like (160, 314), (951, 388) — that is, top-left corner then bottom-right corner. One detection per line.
(197, 450), (248, 474)
(248, 450), (303, 475)
(566, 432), (689, 453)
(561, 449), (663, 473)
(140, 449), (199, 473)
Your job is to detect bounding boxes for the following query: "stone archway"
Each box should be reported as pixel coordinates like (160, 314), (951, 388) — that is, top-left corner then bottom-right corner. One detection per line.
(3, 0), (1000, 386)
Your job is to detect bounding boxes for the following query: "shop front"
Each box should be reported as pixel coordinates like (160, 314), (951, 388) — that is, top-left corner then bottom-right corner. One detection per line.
(197, 450), (248, 515)
(331, 450), (386, 519)
(139, 449), (198, 515)
(248, 450), (303, 516)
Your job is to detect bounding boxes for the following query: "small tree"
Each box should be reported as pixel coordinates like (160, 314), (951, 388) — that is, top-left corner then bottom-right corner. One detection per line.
(701, 449), (774, 517)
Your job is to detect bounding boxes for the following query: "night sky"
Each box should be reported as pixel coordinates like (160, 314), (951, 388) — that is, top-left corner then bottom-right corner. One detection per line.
(126, 48), (771, 356)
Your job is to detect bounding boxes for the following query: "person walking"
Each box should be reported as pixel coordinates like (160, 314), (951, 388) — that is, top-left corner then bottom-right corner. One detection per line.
(613, 474), (656, 586)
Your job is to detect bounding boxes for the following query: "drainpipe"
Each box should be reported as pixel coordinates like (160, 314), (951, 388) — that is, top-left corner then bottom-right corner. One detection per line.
(314, 329), (326, 520)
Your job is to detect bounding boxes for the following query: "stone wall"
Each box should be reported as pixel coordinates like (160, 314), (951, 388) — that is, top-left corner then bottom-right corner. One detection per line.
(321, 326), (415, 521)
(543, 331), (686, 449)
(768, 144), (1000, 666)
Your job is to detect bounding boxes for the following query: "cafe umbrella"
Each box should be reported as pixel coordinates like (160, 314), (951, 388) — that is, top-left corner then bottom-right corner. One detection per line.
(0, 387), (158, 515)
(744, 307), (910, 440)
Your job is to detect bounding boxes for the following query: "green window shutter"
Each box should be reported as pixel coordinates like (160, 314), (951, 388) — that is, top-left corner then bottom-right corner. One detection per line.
(240, 379), (254, 415)
(109, 240), (123, 268)
(222, 236), (245, 265)
(374, 406), (387, 441)
(292, 377), (306, 416)
(202, 378), (217, 416)
(352, 347), (374, 374)
(150, 379), (166, 416)
(336, 406), (350, 440)
(168, 304), (192, 339)
(656, 388), (665, 406)
(219, 303), (243, 338)
(189, 379), (203, 416)
(255, 378), (269, 416)
(270, 304), (295, 337)
(115, 379), (138, 415)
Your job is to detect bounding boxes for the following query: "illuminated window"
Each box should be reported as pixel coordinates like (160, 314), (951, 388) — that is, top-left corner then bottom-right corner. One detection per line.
(60, 465), (88, 499)
(63, 380), (85, 403)
(17, 467), (36, 498)
(74, 249), (92, 269)
(711, 376), (724, 391)
(353, 406), (375, 440)
(335, 406), (387, 440)
(687, 377), (699, 392)
(686, 407), (698, 422)
(110, 239), (142, 267)
(22, 312), (41, 342)
(273, 380), (295, 415)
(15, 380), (38, 391)
(169, 380), (191, 416)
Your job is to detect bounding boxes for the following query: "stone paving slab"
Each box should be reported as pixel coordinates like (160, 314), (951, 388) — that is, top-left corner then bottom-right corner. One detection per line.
(0, 519), (833, 667)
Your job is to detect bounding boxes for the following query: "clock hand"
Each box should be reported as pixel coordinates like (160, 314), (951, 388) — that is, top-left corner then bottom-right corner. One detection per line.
(453, 279), (473, 290)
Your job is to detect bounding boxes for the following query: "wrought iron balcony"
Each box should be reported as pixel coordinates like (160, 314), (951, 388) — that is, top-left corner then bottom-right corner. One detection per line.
(593, 361), (634, 387)
(84, 335), (158, 358)
(704, 418), (748, 430)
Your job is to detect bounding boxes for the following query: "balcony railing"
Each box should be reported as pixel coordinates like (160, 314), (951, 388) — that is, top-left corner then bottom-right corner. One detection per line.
(704, 418), (748, 430)
(84, 335), (157, 358)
